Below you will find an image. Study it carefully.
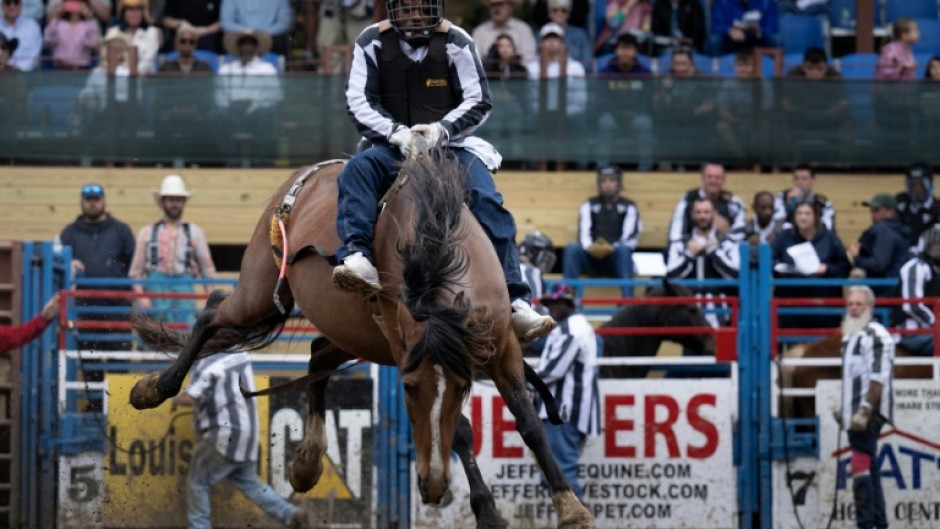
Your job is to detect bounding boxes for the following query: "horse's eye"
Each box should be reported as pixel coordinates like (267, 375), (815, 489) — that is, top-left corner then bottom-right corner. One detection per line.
(402, 382), (417, 396)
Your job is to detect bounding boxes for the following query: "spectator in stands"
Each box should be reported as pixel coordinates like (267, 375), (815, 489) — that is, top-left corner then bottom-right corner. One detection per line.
(519, 230), (556, 300)
(0, 294), (60, 354)
(838, 286), (893, 529)
(44, 1), (101, 70)
(172, 349), (316, 529)
(532, 0), (588, 32)
(161, 0), (222, 53)
(221, 0), (292, 56)
(598, 33), (649, 75)
(525, 23), (587, 115)
(60, 183), (136, 410)
(668, 162), (746, 243)
(665, 196), (740, 327)
(539, 0), (590, 71)
(563, 166), (642, 298)
(485, 33), (527, 79)
(650, 0), (706, 54)
(472, 0), (537, 64)
(714, 48), (767, 165)
(309, 0), (375, 75)
(79, 27), (139, 110)
(654, 46), (715, 162)
(328, 0), (555, 342)
(0, 32), (18, 71)
(594, 0), (652, 56)
(895, 163), (940, 251)
(772, 201), (850, 328)
(129, 174), (217, 323)
(894, 225), (940, 356)
(848, 193), (910, 295)
(0, 0), (41, 71)
(595, 33), (653, 170)
(46, 0), (112, 27)
(743, 190), (783, 245)
(875, 18), (919, 136)
(783, 48), (851, 162)
(925, 55), (940, 80)
(710, 0), (778, 55)
(773, 163), (836, 232)
(532, 283), (599, 501)
(112, 0), (162, 75)
(877, 18), (918, 82)
(159, 22), (213, 73)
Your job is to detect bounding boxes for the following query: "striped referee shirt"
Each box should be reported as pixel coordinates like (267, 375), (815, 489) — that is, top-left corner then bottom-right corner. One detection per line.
(840, 321), (895, 427)
(185, 352), (259, 463)
(897, 255), (940, 330)
(345, 21), (501, 170)
(534, 313), (600, 436)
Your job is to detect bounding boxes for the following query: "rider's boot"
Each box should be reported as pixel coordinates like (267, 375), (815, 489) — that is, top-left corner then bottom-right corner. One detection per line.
(511, 299), (556, 342)
(332, 252), (382, 294)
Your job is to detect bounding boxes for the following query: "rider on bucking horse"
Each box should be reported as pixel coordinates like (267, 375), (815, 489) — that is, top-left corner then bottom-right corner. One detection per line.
(330, 0), (556, 342)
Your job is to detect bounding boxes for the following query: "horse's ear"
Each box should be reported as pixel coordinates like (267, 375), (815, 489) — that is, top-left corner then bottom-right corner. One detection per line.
(661, 277), (678, 296)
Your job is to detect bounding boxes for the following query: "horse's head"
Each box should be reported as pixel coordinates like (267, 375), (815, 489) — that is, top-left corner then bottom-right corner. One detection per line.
(394, 149), (488, 504)
(650, 279), (715, 355)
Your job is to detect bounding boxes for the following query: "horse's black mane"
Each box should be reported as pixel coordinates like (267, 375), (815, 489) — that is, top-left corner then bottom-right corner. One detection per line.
(400, 148), (488, 381)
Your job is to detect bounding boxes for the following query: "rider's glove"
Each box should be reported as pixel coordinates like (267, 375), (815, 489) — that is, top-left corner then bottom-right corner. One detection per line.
(388, 126), (414, 159)
(410, 122), (448, 155)
(849, 403), (871, 432)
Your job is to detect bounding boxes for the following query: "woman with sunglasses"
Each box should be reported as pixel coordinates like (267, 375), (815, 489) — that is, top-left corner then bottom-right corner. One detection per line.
(44, 0), (100, 69)
(158, 21), (212, 74)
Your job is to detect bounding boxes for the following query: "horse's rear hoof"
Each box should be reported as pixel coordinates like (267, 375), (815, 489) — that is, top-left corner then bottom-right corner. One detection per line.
(553, 490), (595, 529)
(129, 372), (167, 410)
(289, 447), (324, 493)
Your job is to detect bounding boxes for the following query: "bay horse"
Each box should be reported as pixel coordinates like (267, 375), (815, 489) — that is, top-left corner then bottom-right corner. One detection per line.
(129, 149), (594, 529)
(600, 280), (715, 378)
(785, 335), (933, 420)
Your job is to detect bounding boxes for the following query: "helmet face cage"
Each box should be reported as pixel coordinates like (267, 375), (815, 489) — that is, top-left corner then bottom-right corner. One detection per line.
(389, 0), (443, 44)
(520, 232), (556, 273)
(596, 166), (622, 197)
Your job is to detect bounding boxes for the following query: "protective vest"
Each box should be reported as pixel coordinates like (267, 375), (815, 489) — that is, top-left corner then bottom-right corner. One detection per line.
(589, 197), (632, 243)
(379, 30), (458, 126)
(682, 189), (736, 237)
(896, 193), (940, 246)
(147, 220), (193, 274)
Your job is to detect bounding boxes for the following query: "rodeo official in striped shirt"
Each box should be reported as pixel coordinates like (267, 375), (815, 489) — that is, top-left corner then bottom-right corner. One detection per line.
(172, 352), (315, 529)
(533, 284), (600, 500)
(838, 286), (895, 529)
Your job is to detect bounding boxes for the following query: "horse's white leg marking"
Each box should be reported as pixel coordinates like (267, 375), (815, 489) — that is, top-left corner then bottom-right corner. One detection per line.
(429, 364), (447, 481)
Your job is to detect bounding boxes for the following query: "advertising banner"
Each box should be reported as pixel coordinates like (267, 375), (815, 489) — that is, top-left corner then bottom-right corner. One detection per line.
(774, 380), (940, 529)
(413, 379), (736, 529)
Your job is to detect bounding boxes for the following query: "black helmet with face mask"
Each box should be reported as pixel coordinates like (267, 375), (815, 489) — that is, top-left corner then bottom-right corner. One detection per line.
(596, 165), (622, 200)
(388, 0), (443, 45)
(519, 231), (556, 273)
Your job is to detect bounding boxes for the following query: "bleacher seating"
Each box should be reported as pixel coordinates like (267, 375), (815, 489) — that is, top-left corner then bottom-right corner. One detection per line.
(836, 52), (879, 79)
(884, 0), (938, 23)
(778, 14), (827, 55)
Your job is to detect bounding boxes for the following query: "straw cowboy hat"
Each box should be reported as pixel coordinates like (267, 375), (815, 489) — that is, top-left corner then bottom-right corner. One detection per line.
(223, 29), (273, 57)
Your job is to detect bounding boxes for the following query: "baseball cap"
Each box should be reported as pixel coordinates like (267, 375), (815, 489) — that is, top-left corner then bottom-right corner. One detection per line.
(540, 283), (576, 305)
(539, 22), (565, 39)
(81, 183), (105, 198)
(862, 193), (896, 209)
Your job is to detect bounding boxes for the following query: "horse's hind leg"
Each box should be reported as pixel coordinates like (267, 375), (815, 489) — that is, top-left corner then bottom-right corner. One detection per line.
(453, 414), (509, 529)
(488, 343), (595, 529)
(290, 336), (353, 492)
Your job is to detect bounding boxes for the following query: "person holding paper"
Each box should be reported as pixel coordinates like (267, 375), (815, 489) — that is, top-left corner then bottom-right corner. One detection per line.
(771, 201), (850, 329)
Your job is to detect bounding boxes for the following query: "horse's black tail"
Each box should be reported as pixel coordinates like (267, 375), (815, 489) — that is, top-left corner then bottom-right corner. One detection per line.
(399, 149), (488, 376)
(132, 289), (293, 356)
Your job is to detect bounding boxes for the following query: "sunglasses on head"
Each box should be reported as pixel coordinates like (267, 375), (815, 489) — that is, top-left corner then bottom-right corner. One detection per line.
(81, 184), (104, 196)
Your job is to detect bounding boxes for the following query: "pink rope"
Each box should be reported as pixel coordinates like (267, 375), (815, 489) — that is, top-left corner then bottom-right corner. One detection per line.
(278, 217), (289, 280)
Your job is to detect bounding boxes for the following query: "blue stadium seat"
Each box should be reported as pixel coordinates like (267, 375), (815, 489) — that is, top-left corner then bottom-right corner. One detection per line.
(778, 14), (826, 55)
(913, 18), (940, 54)
(783, 52), (804, 74)
(161, 50), (221, 73)
(836, 52), (878, 79)
(885, 0), (938, 23)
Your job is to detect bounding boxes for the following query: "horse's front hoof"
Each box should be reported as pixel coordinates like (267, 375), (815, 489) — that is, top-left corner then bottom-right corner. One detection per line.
(553, 490), (595, 529)
(129, 372), (168, 410)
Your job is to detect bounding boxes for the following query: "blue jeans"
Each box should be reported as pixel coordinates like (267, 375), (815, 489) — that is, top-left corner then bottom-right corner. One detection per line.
(899, 333), (934, 356)
(562, 242), (635, 298)
(848, 414), (887, 529)
(542, 420), (586, 499)
(187, 439), (296, 529)
(146, 271), (197, 324)
(335, 144), (530, 302)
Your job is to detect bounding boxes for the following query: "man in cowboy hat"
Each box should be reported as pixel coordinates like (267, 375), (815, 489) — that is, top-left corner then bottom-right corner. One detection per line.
(216, 28), (281, 113)
(128, 174), (216, 323)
